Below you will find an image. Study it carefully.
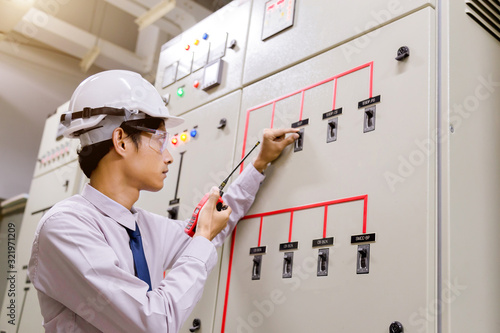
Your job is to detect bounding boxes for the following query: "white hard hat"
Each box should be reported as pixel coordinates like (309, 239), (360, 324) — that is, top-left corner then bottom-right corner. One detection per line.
(61, 70), (183, 147)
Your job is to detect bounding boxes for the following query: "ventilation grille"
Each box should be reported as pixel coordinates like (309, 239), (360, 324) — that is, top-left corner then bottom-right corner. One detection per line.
(465, 0), (500, 42)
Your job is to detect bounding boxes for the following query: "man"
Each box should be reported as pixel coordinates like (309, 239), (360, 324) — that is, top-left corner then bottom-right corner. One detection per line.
(28, 70), (299, 332)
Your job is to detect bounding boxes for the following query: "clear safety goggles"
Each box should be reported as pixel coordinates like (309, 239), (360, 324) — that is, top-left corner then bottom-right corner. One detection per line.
(129, 125), (169, 154)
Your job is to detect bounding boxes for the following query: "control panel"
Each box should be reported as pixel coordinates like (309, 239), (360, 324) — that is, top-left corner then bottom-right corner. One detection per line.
(215, 8), (436, 333)
(0, 106), (84, 333)
(33, 102), (80, 178)
(155, 0), (252, 116)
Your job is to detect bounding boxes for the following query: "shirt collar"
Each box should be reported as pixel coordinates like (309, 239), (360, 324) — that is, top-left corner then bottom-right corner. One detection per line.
(81, 183), (137, 230)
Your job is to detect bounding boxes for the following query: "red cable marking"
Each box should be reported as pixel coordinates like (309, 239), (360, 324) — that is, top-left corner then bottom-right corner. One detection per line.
(363, 195), (368, 234)
(258, 216), (263, 247)
(369, 61), (374, 98)
(270, 102), (276, 128)
(323, 205), (328, 239)
(222, 195), (369, 332)
(246, 62), (373, 114)
(332, 78), (338, 110)
(242, 195), (368, 238)
(221, 226), (237, 333)
(240, 62), (374, 171)
(299, 91), (305, 121)
(288, 211), (294, 242)
(240, 109), (251, 173)
(242, 195), (366, 220)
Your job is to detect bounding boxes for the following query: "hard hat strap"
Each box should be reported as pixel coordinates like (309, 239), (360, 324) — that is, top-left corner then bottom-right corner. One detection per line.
(60, 107), (138, 126)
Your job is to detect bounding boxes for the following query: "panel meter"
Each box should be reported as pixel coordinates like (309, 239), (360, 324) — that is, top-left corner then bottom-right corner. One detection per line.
(262, 0), (296, 40)
(202, 59), (223, 91)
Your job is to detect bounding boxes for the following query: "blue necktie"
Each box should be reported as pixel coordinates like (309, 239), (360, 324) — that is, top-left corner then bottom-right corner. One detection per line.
(126, 223), (152, 291)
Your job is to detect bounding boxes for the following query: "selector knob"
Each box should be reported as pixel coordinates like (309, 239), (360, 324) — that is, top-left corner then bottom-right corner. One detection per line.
(395, 46), (410, 61)
(189, 318), (201, 332)
(389, 321), (404, 333)
(228, 39), (237, 49)
(217, 118), (227, 129)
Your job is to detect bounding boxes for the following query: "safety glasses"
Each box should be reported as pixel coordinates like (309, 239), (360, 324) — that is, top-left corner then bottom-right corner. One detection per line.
(128, 125), (169, 154)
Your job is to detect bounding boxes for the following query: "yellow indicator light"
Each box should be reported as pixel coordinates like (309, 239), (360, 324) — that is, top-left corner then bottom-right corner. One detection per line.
(180, 133), (187, 142)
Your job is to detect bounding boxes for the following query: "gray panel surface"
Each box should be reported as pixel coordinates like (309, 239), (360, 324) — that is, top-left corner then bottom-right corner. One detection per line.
(243, 0), (434, 85)
(444, 1), (500, 332)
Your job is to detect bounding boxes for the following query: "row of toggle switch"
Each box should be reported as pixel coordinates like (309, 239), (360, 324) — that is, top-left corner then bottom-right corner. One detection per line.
(292, 105), (377, 152)
(251, 243), (371, 280)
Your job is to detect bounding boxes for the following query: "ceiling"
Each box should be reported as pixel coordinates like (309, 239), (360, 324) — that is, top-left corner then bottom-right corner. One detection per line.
(1, 0), (233, 79)
(0, 0), (233, 200)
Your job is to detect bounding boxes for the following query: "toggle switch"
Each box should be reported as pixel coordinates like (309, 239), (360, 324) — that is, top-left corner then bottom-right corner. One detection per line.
(294, 128), (304, 152)
(327, 118), (338, 143)
(395, 46), (410, 61)
(317, 248), (329, 276)
(252, 255), (262, 280)
(189, 318), (201, 332)
(364, 106), (376, 133)
(282, 252), (293, 278)
(167, 206), (178, 220)
(357, 244), (370, 274)
(217, 118), (227, 129)
(228, 39), (237, 49)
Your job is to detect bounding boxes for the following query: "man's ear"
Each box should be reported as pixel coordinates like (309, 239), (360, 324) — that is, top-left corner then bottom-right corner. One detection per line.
(112, 127), (129, 157)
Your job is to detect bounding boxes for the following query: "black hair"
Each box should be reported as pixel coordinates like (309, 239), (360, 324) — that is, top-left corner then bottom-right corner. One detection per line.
(77, 117), (164, 178)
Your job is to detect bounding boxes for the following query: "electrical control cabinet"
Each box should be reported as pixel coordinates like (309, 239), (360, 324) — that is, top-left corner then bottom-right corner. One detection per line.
(441, 1), (500, 332)
(215, 8), (436, 333)
(0, 105), (84, 333)
(33, 102), (80, 178)
(135, 90), (243, 333)
(6, 0), (500, 332)
(0, 195), (27, 315)
(155, 0), (252, 116)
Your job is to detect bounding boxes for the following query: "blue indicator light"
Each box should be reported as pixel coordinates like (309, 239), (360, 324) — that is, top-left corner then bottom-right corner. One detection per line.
(190, 129), (197, 137)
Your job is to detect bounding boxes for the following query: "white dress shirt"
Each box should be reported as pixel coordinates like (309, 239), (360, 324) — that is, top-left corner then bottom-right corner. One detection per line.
(28, 164), (265, 332)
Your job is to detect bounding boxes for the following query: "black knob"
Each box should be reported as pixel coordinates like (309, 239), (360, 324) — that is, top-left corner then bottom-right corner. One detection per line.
(389, 321), (404, 333)
(228, 39), (237, 49)
(217, 118), (227, 129)
(189, 318), (201, 332)
(167, 206), (178, 220)
(395, 46), (410, 61)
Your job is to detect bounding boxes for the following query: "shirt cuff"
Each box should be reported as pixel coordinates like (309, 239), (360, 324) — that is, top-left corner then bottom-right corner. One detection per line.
(183, 236), (218, 273)
(238, 163), (266, 197)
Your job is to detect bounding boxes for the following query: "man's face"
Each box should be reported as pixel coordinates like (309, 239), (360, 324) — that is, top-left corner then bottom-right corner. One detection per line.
(124, 124), (173, 192)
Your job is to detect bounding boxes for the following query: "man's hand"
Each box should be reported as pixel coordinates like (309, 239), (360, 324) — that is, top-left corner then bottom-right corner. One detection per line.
(253, 128), (300, 173)
(194, 187), (232, 241)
